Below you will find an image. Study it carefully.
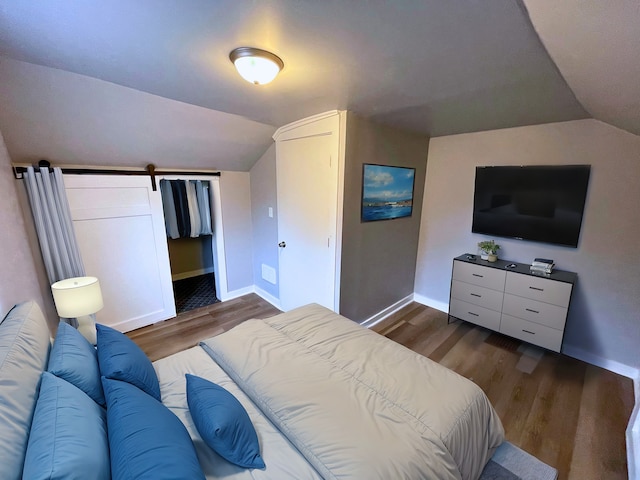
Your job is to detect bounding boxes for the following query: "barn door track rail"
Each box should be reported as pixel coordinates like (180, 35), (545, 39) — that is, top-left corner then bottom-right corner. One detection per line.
(13, 160), (221, 191)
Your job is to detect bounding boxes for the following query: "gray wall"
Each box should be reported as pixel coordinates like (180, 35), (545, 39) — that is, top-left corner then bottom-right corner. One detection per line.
(340, 113), (429, 322)
(250, 144), (279, 298)
(0, 129), (51, 327)
(219, 171), (254, 293)
(414, 119), (640, 371)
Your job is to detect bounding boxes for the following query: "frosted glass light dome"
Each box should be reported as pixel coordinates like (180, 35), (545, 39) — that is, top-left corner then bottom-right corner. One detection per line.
(230, 47), (284, 85)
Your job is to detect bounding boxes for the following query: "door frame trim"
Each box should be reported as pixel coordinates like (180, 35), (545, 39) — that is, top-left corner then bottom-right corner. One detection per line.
(274, 110), (346, 312)
(158, 175), (230, 302)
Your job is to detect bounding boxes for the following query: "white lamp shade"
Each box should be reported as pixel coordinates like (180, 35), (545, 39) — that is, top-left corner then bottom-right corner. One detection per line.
(51, 276), (103, 318)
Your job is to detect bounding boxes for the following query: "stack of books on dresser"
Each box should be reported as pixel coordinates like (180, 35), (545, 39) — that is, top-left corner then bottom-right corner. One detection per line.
(530, 258), (554, 274)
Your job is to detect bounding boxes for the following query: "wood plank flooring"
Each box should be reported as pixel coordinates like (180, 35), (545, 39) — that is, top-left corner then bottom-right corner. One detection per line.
(126, 294), (280, 361)
(126, 294), (634, 480)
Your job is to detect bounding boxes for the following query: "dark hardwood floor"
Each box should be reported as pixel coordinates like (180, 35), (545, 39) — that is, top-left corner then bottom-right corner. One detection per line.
(126, 294), (634, 480)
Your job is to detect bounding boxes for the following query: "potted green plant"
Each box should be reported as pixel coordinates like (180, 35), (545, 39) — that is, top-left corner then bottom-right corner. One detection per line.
(477, 240), (500, 262)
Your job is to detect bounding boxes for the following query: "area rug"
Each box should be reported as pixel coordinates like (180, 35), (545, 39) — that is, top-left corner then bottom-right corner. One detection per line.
(479, 442), (558, 480)
(173, 273), (219, 313)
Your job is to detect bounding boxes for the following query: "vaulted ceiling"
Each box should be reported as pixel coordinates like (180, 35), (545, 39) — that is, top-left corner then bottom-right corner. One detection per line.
(0, 1), (637, 170)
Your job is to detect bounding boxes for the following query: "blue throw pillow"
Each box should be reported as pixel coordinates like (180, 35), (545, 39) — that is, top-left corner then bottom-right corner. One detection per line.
(102, 377), (205, 480)
(186, 374), (265, 469)
(96, 323), (161, 401)
(48, 321), (105, 406)
(22, 372), (110, 480)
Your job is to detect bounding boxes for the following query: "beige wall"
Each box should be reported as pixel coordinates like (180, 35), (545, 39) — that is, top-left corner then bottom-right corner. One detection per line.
(167, 236), (213, 278)
(415, 119), (640, 371)
(340, 113), (429, 322)
(0, 129), (52, 327)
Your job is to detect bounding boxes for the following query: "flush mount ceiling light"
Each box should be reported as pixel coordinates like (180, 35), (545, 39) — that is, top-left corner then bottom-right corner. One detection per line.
(229, 47), (284, 85)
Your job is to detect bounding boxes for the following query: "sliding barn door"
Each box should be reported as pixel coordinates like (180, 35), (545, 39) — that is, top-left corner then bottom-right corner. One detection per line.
(64, 175), (175, 332)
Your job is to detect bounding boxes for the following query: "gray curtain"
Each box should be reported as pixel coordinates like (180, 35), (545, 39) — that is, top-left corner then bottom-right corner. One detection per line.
(24, 166), (85, 325)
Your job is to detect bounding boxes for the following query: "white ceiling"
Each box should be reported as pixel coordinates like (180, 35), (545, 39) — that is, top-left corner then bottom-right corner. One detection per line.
(0, 1), (637, 170)
(0, 57), (275, 171)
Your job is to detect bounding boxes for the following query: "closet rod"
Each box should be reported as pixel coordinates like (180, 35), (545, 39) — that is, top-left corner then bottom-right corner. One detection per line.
(13, 161), (221, 191)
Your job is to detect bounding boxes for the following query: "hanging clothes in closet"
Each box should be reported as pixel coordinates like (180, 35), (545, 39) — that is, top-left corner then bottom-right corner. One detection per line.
(159, 179), (213, 239)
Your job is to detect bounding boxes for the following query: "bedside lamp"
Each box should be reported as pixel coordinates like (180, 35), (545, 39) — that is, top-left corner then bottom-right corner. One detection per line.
(51, 276), (103, 345)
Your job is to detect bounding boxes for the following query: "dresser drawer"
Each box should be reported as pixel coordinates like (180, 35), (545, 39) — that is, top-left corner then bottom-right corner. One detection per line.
(450, 299), (502, 331)
(453, 261), (506, 291)
(500, 314), (563, 352)
(502, 294), (567, 330)
(505, 272), (572, 307)
(451, 280), (504, 312)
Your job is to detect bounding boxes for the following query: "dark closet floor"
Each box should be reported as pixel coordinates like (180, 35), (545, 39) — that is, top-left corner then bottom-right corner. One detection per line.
(173, 273), (219, 314)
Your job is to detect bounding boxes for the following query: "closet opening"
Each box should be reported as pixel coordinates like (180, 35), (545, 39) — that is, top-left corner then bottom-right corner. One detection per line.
(168, 236), (219, 313)
(159, 178), (223, 314)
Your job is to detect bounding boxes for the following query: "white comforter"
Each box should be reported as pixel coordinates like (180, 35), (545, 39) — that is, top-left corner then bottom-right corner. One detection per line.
(201, 304), (504, 480)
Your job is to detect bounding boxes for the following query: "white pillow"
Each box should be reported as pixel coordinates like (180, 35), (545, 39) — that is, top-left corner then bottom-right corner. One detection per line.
(0, 301), (51, 480)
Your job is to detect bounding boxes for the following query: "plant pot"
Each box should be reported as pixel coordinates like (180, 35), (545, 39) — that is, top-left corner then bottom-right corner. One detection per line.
(487, 254), (498, 262)
(480, 254), (489, 261)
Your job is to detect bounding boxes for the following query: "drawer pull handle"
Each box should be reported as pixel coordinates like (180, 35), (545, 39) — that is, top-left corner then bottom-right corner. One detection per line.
(525, 308), (539, 314)
(468, 312), (479, 317)
(472, 274), (484, 278)
(470, 293), (482, 298)
(529, 286), (544, 291)
(522, 329), (536, 335)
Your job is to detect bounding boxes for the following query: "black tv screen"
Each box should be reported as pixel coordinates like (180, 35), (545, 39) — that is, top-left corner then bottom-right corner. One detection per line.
(472, 165), (591, 248)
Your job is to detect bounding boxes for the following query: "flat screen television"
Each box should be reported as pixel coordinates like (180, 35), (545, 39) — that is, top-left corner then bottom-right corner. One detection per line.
(472, 165), (591, 248)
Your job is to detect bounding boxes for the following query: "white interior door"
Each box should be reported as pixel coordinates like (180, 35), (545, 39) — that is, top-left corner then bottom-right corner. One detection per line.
(277, 126), (340, 311)
(64, 174), (176, 332)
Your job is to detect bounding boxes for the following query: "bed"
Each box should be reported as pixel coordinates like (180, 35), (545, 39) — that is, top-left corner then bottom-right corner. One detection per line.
(1, 301), (504, 480)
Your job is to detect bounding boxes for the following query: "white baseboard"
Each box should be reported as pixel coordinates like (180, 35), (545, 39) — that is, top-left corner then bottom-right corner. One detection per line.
(412, 293), (449, 313)
(114, 311), (174, 333)
(561, 344), (640, 380)
(219, 284), (281, 310)
(627, 377), (640, 480)
(171, 267), (215, 281)
(360, 294), (414, 329)
(254, 286), (281, 310)
(218, 285), (254, 302)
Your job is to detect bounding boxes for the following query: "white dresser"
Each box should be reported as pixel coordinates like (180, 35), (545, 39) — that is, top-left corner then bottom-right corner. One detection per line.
(449, 255), (577, 352)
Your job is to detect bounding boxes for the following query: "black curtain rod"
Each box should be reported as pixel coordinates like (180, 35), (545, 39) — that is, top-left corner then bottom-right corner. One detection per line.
(13, 161), (220, 191)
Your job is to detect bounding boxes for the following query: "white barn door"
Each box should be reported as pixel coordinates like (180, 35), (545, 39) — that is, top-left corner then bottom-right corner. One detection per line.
(64, 175), (176, 332)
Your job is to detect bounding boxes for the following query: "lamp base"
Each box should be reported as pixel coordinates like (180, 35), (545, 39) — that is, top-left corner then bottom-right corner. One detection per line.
(76, 315), (97, 345)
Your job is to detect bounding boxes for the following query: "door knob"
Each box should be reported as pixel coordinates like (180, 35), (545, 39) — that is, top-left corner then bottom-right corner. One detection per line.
(278, 241), (286, 248)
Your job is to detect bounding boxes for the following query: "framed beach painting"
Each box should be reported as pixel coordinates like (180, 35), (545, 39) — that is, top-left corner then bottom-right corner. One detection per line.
(361, 164), (415, 222)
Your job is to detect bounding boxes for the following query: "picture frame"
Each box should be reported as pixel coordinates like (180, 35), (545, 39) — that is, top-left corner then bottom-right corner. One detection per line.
(361, 164), (415, 222)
